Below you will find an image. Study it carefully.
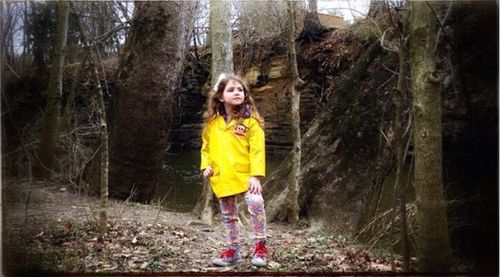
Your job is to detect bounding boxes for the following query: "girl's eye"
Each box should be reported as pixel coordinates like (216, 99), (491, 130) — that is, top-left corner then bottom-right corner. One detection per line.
(237, 88), (243, 92)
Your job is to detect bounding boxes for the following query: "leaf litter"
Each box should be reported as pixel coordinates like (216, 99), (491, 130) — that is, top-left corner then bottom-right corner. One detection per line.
(4, 179), (406, 273)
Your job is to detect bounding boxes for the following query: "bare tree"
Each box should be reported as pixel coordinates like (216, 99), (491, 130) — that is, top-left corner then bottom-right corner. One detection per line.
(74, 2), (109, 235)
(409, 2), (453, 272)
(1, 1), (7, 82)
(34, 0), (70, 179)
(382, 2), (411, 271)
(193, 0), (233, 224)
(29, 3), (57, 74)
(282, 0), (302, 224)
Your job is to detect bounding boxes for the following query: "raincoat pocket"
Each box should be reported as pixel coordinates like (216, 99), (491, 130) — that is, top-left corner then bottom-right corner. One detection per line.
(234, 163), (250, 173)
(211, 165), (220, 176)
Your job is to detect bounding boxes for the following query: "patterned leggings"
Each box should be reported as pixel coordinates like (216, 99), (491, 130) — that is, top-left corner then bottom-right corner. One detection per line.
(218, 191), (266, 246)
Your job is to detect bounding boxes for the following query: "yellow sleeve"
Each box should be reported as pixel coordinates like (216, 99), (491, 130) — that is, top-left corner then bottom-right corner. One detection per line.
(249, 118), (266, 177)
(200, 124), (210, 170)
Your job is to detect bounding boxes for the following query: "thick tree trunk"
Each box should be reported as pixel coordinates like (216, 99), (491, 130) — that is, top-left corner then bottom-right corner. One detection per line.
(109, 2), (195, 202)
(194, 0), (233, 223)
(209, 0), (233, 85)
(265, 42), (395, 233)
(34, 0), (69, 179)
(409, 2), (453, 272)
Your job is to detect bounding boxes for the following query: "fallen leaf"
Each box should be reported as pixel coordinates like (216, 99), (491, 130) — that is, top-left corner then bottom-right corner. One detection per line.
(307, 237), (317, 244)
(140, 261), (149, 269)
(283, 233), (293, 245)
(172, 230), (185, 237)
(324, 253), (336, 261)
(127, 259), (136, 268)
(268, 261), (281, 269)
(371, 262), (391, 271)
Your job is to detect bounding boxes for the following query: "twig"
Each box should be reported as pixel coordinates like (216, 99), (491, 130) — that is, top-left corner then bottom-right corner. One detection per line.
(380, 27), (399, 53)
(24, 190), (31, 225)
(380, 129), (390, 144)
(425, 2), (453, 52)
(152, 187), (173, 227)
(5, 62), (21, 79)
(329, 7), (383, 37)
(113, 186), (137, 225)
(376, 69), (397, 93)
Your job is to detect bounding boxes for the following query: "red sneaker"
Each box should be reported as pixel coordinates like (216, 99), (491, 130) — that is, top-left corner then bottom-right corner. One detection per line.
(251, 241), (268, 267)
(212, 245), (241, 267)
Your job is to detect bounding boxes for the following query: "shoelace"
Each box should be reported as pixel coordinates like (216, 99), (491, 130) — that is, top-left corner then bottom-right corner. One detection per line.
(254, 243), (268, 258)
(220, 248), (236, 258)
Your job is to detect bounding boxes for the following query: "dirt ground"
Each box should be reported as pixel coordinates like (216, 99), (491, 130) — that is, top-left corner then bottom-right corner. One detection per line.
(3, 178), (408, 274)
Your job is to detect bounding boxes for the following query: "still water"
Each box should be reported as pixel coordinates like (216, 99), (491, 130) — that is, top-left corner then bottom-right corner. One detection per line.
(155, 150), (285, 212)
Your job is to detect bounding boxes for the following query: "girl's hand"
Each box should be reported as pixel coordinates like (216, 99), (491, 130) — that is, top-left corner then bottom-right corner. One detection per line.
(248, 176), (263, 194)
(202, 166), (213, 178)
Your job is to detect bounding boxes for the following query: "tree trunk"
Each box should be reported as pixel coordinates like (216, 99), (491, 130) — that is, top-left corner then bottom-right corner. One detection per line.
(31, 3), (53, 74)
(192, 179), (214, 225)
(109, 2), (195, 202)
(193, 0), (233, 223)
(309, 0), (318, 13)
(395, 35), (410, 272)
(298, 0), (329, 44)
(282, 0), (301, 224)
(62, 55), (88, 128)
(209, 0), (233, 84)
(34, 0), (70, 179)
(1, 0), (6, 82)
(384, 4), (411, 271)
(22, 2), (30, 69)
(94, 60), (109, 235)
(74, 3), (110, 235)
(409, 2), (453, 272)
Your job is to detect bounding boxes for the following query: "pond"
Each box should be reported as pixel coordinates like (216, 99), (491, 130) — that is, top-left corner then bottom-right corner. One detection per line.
(155, 150), (285, 212)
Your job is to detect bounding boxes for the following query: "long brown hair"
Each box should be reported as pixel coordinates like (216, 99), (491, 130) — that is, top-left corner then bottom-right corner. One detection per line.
(203, 73), (264, 128)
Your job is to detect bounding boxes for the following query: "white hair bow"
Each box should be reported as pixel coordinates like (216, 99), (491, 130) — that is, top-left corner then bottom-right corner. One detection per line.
(213, 73), (227, 91)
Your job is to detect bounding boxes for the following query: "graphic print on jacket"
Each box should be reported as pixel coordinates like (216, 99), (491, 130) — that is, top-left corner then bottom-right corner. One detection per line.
(233, 124), (248, 137)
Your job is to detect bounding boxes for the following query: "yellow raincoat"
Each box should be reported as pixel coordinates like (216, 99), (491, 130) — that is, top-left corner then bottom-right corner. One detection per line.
(200, 115), (266, 198)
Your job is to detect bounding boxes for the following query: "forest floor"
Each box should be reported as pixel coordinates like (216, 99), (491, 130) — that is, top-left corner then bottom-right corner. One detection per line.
(4, 178), (410, 274)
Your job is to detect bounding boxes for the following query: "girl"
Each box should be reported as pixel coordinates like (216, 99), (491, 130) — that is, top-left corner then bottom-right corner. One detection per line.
(200, 73), (268, 267)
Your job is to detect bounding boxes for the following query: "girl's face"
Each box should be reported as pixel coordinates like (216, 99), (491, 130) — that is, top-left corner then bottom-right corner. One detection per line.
(220, 79), (245, 107)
